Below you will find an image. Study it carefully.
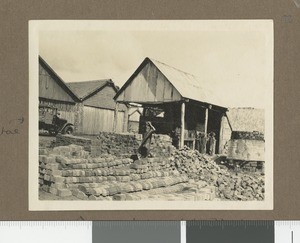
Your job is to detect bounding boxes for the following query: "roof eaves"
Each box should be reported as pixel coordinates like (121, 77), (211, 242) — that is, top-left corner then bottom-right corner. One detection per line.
(81, 80), (111, 100)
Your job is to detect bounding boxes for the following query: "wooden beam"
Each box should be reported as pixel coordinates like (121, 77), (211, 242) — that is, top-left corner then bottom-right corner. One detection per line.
(113, 102), (119, 132)
(180, 102), (185, 148)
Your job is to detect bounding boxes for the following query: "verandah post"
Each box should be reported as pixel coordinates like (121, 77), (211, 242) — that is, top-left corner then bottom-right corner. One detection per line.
(180, 101), (185, 148)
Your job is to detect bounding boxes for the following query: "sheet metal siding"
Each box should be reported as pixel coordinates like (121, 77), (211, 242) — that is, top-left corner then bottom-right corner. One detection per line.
(39, 64), (75, 103)
(117, 62), (181, 103)
(82, 106), (125, 134)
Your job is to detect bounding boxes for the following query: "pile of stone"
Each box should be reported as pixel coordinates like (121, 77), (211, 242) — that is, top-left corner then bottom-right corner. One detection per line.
(169, 146), (265, 201)
(92, 132), (142, 157)
(39, 144), (188, 200)
(148, 134), (175, 157)
(40, 133), (264, 201)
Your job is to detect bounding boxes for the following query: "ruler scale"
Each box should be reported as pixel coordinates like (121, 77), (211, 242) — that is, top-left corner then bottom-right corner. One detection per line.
(0, 221), (298, 243)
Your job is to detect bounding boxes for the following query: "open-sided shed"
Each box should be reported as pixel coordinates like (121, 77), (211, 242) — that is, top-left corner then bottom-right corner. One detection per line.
(114, 57), (228, 153)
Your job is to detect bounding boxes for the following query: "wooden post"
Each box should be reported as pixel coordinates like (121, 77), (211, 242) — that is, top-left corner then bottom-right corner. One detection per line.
(180, 102), (185, 148)
(204, 107), (208, 135)
(123, 105), (129, 132)
(113, 102), (119, 132)
(203, 107), (209, 153)
(219, 114), (224, 154)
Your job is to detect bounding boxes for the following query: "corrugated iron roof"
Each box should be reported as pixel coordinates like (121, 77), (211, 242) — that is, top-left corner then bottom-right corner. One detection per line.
(68, 79), (126, 111)
(226, 107), (265, 132)
(114, 57), (226, 109)
(67, 79), (112, 100)
(149, 58), (225, 108)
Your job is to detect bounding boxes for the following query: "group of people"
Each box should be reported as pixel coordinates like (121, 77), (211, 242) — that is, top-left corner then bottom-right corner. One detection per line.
(195, 131), (216, 155)
(171, 127), (217, 155)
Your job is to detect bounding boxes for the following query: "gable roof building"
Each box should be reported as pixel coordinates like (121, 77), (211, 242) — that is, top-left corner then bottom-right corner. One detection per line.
(115, 57), (225, 110)
(67, 80), (111, 100)
(39, 56), (127, 134)
(68, 79), (125, 111)
(114, 57), (228, 150)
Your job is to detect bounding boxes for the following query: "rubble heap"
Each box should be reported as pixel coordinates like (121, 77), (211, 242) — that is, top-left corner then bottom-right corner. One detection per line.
(39, 134), (265, 201)
(169, 146), (265, 201)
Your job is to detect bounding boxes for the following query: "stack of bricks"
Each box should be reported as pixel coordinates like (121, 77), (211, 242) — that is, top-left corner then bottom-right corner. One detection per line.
(149, 134), (175, 157)
(54, 135), (92, 152)
(241, 161), (264, 173)
(90, 132), (142, 157)
(54, 133), (175, 158)
(39, 144), (189, 200)
(54, 133), (143, 158)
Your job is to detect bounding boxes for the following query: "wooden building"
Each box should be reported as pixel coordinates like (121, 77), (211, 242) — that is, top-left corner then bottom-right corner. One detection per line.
(114, 57), (228, 153)
(68, 80), (127, 134)
(39, 56), (80, 125)
(39, 56), (127, 134)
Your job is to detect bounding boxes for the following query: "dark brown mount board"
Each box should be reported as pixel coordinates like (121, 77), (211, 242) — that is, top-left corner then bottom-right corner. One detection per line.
(0, 0), (299, 220)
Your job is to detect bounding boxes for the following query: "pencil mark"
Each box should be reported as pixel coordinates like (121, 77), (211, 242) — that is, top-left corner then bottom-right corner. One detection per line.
(9, 116), (24, 124)
(0, 116), (24, 137)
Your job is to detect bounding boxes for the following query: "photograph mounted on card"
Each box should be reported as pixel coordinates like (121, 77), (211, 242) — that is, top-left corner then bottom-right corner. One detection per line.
(29, 20), (273, 210)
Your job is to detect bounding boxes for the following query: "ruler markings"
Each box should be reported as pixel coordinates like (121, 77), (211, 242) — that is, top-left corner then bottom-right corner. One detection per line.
(0, 220), (299, 243)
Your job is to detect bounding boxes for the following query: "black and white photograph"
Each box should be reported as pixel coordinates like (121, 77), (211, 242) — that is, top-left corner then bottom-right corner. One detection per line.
(29, 20), (273, 210)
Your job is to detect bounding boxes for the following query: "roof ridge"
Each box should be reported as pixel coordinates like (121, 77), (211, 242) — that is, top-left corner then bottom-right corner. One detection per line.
(148, 57), (200, 79)
(67, 79), (111, 84)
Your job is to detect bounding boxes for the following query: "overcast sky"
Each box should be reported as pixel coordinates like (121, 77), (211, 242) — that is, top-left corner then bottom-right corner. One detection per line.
(39, 26), (272, 108)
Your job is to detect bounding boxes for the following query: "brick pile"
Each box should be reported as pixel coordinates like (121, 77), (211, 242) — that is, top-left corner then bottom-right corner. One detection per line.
(91, 132), (142, 157)
(169, 146), (265, 201)
(148, 134), (175, 157)
(54, 135), (92, 152)
(54, 133), (142, 158)
(39, 144), (189, 200)
(40, 133), (264, 201)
